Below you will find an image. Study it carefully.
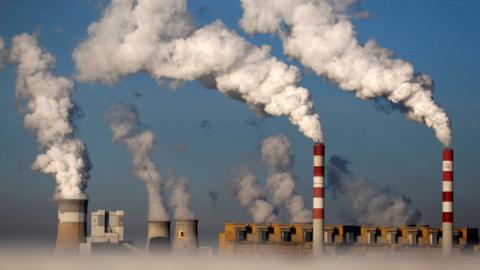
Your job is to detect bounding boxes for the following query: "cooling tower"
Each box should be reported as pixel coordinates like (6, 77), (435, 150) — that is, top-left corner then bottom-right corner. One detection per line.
(146, 221), (171, 253)
(442, 148), (454, 256)
(313, 143), (325, 255)
(55, 198), (88, 254)
(173, 219), (198, 253)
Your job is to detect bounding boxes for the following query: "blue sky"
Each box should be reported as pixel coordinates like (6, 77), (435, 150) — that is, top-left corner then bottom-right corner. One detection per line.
(0, 0), (479, 247)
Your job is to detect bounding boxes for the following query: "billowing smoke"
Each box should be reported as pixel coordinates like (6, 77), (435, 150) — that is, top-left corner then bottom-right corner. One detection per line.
(327, 155), (423, 226)
(232, 166), (277, 223)
(106, 103), (169, 221)
(168, 175), (195, 220)
(73, 0), (323, 142)
(261, 135), (310, 223)
(240, 0), (451, 146)
(9, 33), (90, 199)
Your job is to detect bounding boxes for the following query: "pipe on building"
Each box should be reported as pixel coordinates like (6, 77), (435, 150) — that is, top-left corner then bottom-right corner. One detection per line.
(313, 143), (325, 255)
(55, 198), (88, 254)
(442, 148), (454, 256)
(173, 219), (198, 253)
(146, 221), (171, 253)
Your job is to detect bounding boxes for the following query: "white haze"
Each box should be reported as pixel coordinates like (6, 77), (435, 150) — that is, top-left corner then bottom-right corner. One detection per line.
(0, 250), (479, 270)
(73, 0), (323, 142)
(232, 166), (277, 223)
(240, 0), (451, 146)
(327, 155), (423, 226)
(261, 135), (310, 223)
(106, 104), (169, 221)
(9, 34), (90, 199)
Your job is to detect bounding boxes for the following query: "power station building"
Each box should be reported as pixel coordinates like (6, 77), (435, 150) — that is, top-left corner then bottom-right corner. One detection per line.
(218, 223), (479, 256)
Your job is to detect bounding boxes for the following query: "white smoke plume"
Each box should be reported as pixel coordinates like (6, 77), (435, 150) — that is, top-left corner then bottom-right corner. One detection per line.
(106, 104), (169, 221)
(73, 0), (323, 142)
(9, 33), (90, 199)
(261, 135), (311, 223)
(0, 36), (6, 68)
(240, 0), (451, 146)
(327, 155), (423, 226)
(232, 166), (277, 223)
(167, 175), (195, 220)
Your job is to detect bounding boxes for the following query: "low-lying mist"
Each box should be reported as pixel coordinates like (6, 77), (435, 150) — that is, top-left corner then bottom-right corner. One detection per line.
(0, 246), (479, 270)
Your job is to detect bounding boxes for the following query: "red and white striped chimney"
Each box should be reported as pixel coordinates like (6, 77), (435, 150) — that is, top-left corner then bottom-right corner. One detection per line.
(313, 143), (325, 255)
(442, 148), (454, 256)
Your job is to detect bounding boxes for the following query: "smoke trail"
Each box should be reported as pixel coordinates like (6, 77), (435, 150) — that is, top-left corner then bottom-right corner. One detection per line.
(231, 166), (277, 223)
(239, 0), (451, 146)
(73, 0), (323, 142)
(9, 34), (91, 199)
(327, 155), (423, 226)
(261, 135), (311, 223)
(167, 175), (195, 220)
(106, 103), (169, 221)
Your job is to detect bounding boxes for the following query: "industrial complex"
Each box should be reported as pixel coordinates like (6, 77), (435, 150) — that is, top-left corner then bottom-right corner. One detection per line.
(50, 144), (480, 257)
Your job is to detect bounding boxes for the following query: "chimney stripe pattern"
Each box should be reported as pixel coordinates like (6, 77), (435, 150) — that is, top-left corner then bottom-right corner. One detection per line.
(313, 143), (324, 255)
(442, 148), (453, 256)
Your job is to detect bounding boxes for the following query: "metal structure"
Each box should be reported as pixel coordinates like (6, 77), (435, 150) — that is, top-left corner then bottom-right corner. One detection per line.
(55, 198), (88, 254)
(146, 221), (171, 253)
(313, 143), (325, 255)
(173, 219), (198, 253)
(442, 148), (454, 256)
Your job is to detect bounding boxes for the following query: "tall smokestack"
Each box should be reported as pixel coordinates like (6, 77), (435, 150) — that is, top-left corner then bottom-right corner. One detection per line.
(313, 143), (325, 255)
(442, 148), (454, 256)
(55, 199), (88, 254)
(173, 220), (198, 253)
(146, 221), (171, 253)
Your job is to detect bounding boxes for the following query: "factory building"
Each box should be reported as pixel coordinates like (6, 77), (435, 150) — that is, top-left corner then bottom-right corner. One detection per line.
(79, 210), (139, 255)
(218, 223), (479, 256)
(90, 210), (125, 243)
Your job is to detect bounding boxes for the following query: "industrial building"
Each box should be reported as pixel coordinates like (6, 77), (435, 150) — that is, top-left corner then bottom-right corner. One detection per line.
(79, 209), (138, 255)
(218, 223), (479, 256)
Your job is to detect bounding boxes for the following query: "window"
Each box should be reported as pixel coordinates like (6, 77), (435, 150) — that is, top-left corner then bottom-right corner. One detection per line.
(281, 231), (291, 242)
(236, 230), (247, 241)
(178, 231), (185, 238)
(304, 231), (313, 242)
(367, 232), (376, 244)
(259, 230), (269, 242)
(429, 233), (438, 245)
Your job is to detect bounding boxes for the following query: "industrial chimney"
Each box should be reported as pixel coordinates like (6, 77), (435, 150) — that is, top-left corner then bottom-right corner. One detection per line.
(313, 143), (325, 255)
(442, 148), (454, 256)
(55, 198), (88, 254)
(146, 221), (171, 253)
(173, 220), (198, 253)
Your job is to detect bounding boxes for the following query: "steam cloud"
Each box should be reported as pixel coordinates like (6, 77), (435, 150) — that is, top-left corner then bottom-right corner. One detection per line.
(327, 155), (423, 226)
(232, 166), (277, 223)
(73, 0), (323, 142)
(106, 103), (169, 221)
(239, 0), (451, 146)
(9, 34), (90, 199)
(262, 135), (310, 223)
(168, 175), (195, 220)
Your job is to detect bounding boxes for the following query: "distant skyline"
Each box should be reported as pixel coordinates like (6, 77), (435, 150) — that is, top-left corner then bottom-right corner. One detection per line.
(0, 0), (479, 248)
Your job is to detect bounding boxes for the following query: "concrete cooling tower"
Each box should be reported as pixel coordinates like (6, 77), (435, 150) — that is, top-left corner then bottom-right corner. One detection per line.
(146, 221), (171, 253)
(173, 220), (198, 253)
(55, 198), (88, 254)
